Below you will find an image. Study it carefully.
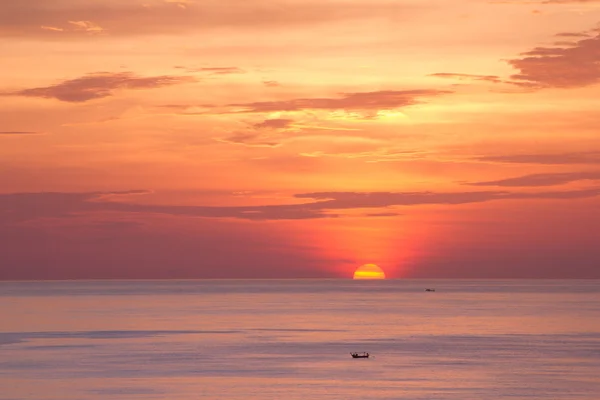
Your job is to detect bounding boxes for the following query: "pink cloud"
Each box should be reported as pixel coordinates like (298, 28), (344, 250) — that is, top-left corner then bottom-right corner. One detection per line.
(192, 67), (244, 75)
(508, 31), (600, 88)
(4, 72), (195, 102)
(492, 0), (600, 3)
(252, 118), (294, 129)
(226, 90), (452, 113)
(429, 73), (503, 84)
(263, 81), (281, 87)
(467, 171), (600, 187)
(556, 31), (591, 38)
(2, 188), (600, 224)
(216, 133), (282, 148)
(476, 151), (600, 165)
(0, 131), (41, 135)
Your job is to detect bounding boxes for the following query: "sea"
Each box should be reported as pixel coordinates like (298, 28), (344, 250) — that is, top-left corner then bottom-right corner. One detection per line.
(1, 279), (599, 400)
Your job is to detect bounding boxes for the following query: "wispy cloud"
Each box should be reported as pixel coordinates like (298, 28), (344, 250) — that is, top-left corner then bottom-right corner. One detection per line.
(508, 30), (600, 88)
(252, 118), (294, 129)
(3, 72), (195, 102)
(37, 20), (105, 35)
(159, 89), (451, 117)
(2, 188), (600, 223)
(214, 118), (294, 147)
(226, 90), (452, 113)
(164, 0), (194, 10)
(429, 73), (504, 84)
(262, 81), (281, 87)
(0, 131), (41, 135)
(476, 151), (600, 165)
(193, 67), (244, 75)
(491, 0), (600, 4)
(175, 66), (245, 75)
(555, 31), (591, 37)
(0, 0), (421, 38)
(40, 25), (64, 32)
(294, 189), (600, 208)
(467, 171), (600, 187)
(429, 25), (600, 90)
(300, 148), (420, 161)
(67, 20), (104, 34)
(215, 133), (281, 148)
(364, 212), (402, 217)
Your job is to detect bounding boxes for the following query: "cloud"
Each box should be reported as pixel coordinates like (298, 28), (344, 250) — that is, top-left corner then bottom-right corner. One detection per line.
(263, 81), (281, 87)
(534, 0), (600, 3)
(215, 118), (294, 148)
(293, 189), (600, 208)
(215, 118), (304, 147)
(0, 131), (41, 135)
(215, 133), (281, 148)
(160, 90), (451, 117)
(491, 0), (600, 3)
(507, 30), (600, 88)
(300, 148), (420, 161)
(431, 25), (600, 90)
(175, 66), (245, 75)
(364, 212), (401, 217)
(252, 118), (294, 129)
(67, 20), (104, 34)
(40, 25), (64, 32)
(476, 151), (600, 165)
(34, 21), (105, 35)
(556, 31), (591, 38)
(193, 67), (244, 75)
(429, 73), (503, 83)
(226, 90), (452, 113)
(22, 20), (104, 36)
(3, 72), (195, 102)
(467, 171), (600, 187)
(164, 0), (194, 9)
(2, 188), (600, 223)
(0, 191), (334, 221)
(0, 0), (420, 38)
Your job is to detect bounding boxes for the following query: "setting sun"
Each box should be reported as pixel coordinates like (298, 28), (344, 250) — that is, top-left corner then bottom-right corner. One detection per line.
(353, 264), (386, 280)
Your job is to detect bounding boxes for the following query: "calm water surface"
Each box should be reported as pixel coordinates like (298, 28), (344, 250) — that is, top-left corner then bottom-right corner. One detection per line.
(1, 280), (599, 399)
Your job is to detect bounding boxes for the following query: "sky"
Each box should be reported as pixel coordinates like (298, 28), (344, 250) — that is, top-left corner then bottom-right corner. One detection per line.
(1, 0), (600, 280)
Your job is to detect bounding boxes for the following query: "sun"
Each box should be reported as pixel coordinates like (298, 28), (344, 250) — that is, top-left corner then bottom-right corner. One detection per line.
(353, 264), (386, 280)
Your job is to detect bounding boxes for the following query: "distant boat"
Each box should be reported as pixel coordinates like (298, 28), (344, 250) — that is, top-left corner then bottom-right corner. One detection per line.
(350, 352), (370, 358)
(425, 288), (436, 292)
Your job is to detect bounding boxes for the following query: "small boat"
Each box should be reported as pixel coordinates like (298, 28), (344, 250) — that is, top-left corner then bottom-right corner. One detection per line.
(425, 288), (435, 292)
(350, 352), (370, 358)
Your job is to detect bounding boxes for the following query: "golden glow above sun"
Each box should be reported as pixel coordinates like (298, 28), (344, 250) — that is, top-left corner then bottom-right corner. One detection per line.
(353, 264), (386, 280)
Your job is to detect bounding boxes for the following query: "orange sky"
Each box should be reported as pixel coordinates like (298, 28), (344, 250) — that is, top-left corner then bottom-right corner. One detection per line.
(1, 0), (600, 279)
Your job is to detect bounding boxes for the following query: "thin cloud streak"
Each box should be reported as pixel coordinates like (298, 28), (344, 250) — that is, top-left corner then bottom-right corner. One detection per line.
(476, 152), (600, 165)
(253, 119), (294, 129)
(2, 72), (195, 102)
(226, 90), (452, 113)
(491, 0), (600, 3)
(175, 66), (245, 75)
(2, 188), (600, 223)
(215, 133), (282, 148)
(429, 73), (504, 83)
(0, 131), (41, 135)
(467, 171), (600, 187)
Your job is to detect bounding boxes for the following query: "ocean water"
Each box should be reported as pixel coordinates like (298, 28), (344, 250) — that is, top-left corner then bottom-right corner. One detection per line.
(1, 280), (599, 400)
